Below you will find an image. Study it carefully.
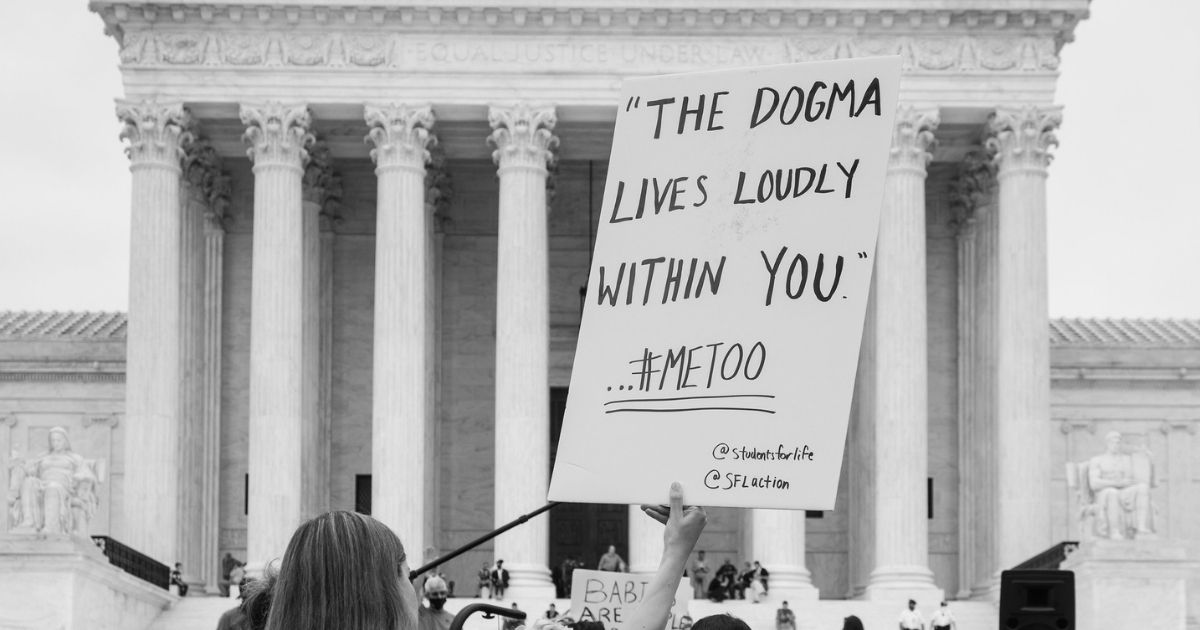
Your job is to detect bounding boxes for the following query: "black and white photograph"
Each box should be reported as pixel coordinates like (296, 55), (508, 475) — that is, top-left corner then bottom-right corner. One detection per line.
(0, 1), (1197, 629)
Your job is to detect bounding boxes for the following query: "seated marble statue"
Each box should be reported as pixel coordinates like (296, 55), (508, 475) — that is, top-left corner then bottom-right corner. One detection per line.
(8, 427), (102, 536)
(1070, 431), (1156, 540)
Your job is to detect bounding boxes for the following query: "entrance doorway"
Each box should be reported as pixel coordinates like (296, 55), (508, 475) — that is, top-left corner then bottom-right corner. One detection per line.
(549, 387), (628, 598)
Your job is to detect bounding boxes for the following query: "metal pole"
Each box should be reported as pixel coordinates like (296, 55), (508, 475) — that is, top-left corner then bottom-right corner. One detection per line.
(410, 501), (563, 580)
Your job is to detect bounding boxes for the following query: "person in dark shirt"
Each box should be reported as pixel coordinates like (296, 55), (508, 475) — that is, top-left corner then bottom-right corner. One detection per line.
(418, 576), (454, 630)
(170, 562), (190, 596)
(502, 603), (523, 630)
(215, 578), (251, 630)
(491, 560), (510, 600)
(735, 562), (753, 600)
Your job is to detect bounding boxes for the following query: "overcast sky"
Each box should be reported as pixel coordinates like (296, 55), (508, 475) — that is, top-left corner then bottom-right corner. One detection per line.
(1, 1), (1197, 317)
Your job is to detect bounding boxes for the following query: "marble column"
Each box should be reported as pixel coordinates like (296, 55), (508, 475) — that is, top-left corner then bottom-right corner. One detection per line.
(424, 153), (450, 553)
(954, 214), (977, 601)
(241, 103), (314, 570)
(488, 103), (558, 599)
(301, 143), (335, 518)
(986, 106), (1061, 572)
(751, 509), (819, 600)
(116, 101), (191, 564)
(949, 154), (993, 599)
(847, 284), (877, 598)
(365, 104), (435, 554)
(318, 189), (339, 523)
(200, 176), (230, 594)
(865, 106), (942, 602)
(177, 143), (206, 584)
(970, 196), (999, 599)
(628, 506), (660, 576)
(178, 140), (226, 587)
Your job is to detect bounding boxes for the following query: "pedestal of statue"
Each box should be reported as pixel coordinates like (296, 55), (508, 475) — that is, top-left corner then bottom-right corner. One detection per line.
(1061, 539), (1198, 630)
(0, 533), (176, 630)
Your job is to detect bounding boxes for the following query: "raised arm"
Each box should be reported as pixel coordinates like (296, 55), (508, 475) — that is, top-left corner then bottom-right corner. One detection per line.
(625, 482), (707, 630)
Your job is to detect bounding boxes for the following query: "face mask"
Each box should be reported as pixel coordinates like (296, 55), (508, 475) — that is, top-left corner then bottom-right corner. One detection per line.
(429, 596), (447, 610)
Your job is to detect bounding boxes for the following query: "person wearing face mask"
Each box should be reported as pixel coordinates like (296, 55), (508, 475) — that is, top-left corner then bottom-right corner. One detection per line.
(418, 575), (453, 630)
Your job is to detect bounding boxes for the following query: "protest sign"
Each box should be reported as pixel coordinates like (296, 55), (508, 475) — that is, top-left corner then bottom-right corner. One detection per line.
(547, 57), (901, 509)
(568, 569), (692, 630)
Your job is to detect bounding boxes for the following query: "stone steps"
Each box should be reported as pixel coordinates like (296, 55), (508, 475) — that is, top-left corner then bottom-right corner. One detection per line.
(147, 595), (999, 630)
(146, 596), (242, 630)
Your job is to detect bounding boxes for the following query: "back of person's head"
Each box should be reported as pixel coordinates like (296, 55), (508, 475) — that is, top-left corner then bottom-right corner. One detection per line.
(841, 615), (865, 630)
(571, 621), (606, 630)
(241, 574), (275, 630)
(692, 614), (750, 630)
(263, 511), (415, 630)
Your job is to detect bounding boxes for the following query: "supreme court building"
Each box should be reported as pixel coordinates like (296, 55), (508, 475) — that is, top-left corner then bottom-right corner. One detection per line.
(4, 1), (1200, 626)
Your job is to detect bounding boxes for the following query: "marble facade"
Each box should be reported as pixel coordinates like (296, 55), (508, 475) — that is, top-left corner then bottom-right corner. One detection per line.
(3, 1), (1200, 625)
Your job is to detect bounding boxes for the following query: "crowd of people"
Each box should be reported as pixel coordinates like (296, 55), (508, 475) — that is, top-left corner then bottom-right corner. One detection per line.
(199, 484), (959, 630)
(687, 552), (771, 603)
(478, 560), (511, 600)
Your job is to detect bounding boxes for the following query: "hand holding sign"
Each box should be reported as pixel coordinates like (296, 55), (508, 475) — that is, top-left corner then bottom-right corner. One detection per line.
(639, 482), (707, 554)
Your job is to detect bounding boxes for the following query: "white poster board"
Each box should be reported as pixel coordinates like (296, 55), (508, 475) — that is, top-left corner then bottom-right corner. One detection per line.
(548, 57), (901, 510)
(568, 569), (692, 630)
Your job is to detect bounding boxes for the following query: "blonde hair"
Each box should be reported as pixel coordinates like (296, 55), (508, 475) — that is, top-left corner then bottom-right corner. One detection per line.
(264, 511), (413, 630)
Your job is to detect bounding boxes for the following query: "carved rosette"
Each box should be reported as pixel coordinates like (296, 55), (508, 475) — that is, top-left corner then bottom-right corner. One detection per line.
(239, 103), (314, 170)
(949, 151), (996, 230)
(364, 104), (435, 172)
(488, 104), (558, 171)
(303, 142), (336, 204)
(986, 105), (1062, 173)
(116, 100), (192, 169)
(888, 105), (939, 174)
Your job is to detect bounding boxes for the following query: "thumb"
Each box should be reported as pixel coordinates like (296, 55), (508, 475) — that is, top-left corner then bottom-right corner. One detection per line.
(669, 481), (684, 520)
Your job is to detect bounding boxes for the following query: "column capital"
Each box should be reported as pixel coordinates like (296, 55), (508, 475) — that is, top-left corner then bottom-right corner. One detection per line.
(240, 102), (314, 170)
(364, 104), (435, 172)
(488, 103), (558, 171)
(116, 100), (192, 169)
(888, 105), (939, 174)
(986, 105), (1062, 174)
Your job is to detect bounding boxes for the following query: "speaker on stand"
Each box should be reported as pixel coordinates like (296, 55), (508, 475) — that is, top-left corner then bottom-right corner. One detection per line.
(998, 570), (1075, 630)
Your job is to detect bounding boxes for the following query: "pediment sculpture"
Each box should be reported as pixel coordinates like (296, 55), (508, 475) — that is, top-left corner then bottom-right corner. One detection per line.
(1066, 431), (1157, 541)
(7, 427), (104, 537)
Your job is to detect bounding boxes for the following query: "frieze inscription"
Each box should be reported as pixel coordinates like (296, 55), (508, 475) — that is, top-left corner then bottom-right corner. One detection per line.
(395, 40), (777, 69)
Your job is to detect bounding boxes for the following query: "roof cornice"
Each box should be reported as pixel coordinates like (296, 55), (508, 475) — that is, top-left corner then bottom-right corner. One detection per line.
(90, 2), (1089, 40)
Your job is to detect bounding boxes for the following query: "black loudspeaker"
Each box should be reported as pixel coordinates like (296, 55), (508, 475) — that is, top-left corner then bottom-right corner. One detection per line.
(999, 570), (1075, 630)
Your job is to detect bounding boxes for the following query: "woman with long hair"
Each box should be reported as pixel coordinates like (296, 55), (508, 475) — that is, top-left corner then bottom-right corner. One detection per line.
(263, 510), (418, 630)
